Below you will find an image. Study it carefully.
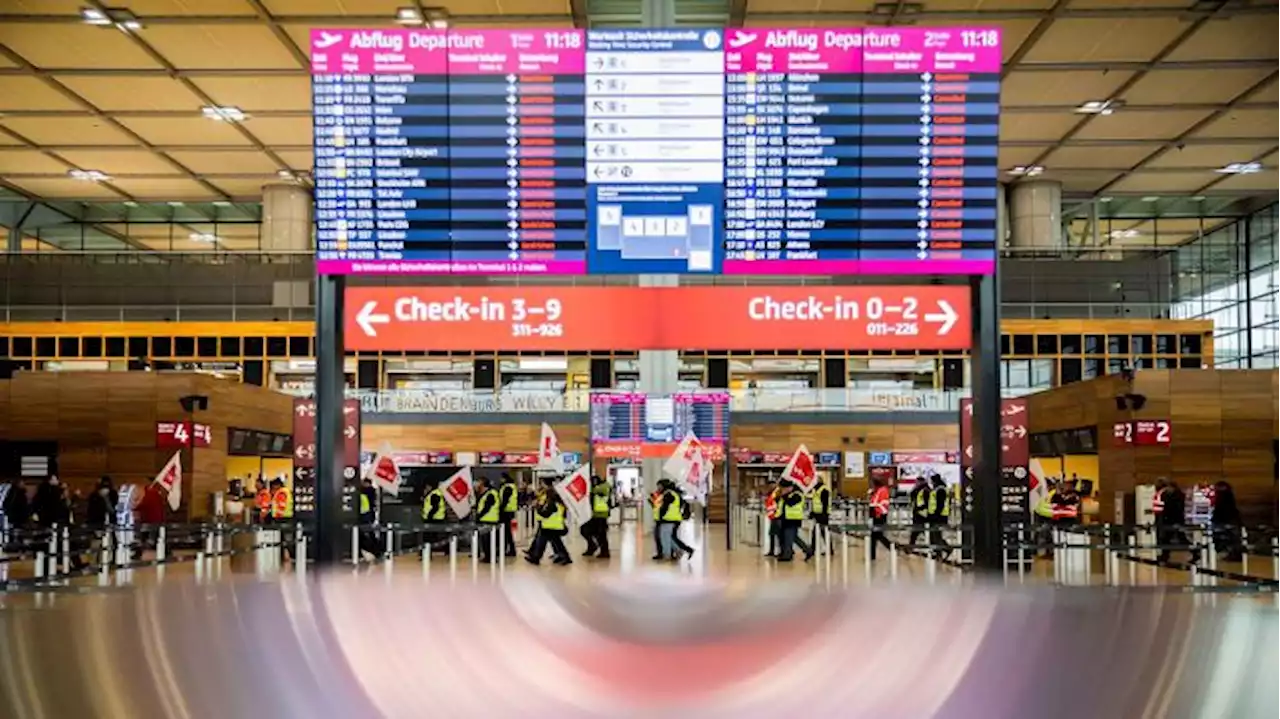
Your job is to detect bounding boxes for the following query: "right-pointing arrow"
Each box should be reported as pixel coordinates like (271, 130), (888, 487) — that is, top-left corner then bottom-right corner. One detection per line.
(356, 300), (390, 337)
(924, 299), (958, 335)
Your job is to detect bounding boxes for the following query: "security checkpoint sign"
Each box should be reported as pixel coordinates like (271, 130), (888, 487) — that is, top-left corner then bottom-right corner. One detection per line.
(343, 285), (972, 352)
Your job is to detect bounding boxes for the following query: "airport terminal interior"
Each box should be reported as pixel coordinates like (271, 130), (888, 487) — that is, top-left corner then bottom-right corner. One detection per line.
(0, 1), (1278, 716)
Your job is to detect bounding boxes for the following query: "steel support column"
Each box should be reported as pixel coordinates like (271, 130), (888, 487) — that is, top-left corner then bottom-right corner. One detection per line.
(969, 272), (1004, 571)
(314, 273), (347, 565)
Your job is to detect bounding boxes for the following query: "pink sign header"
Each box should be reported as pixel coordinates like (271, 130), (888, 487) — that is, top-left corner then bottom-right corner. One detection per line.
(723, 27), (1002, 75)
(725, 29), (865, 73)
(310, 29), (585, 75)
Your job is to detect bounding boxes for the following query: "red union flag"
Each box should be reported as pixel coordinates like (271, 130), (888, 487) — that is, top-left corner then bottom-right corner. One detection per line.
(364, 443), (402, 494)
(537, 422), (562, 471)
(440, 466), (474, 519)
(663, 431), (704, 480)
(781, 444), (817, 492)
(554, 465), (592, 527)
(152, 450), (182, 511)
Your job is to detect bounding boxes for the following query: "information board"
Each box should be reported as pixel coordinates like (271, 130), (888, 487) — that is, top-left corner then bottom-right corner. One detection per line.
(589, 391), (646, 443)
(311, 27), (1000, 277)
(673, 392), (731, 443)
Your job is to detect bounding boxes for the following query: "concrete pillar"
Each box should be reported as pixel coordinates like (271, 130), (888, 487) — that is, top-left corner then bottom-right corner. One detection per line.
(262, 183), (312, 309)
(1007, 180), (1062, 250)
(261, 183), (312, 251)
(638, 274), (679, 523)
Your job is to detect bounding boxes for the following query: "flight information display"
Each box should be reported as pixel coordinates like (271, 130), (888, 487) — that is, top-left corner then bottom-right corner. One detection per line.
(589, 391), (646, 443)
(310, 26), (1000, 277)
(673, 392), (731, 444)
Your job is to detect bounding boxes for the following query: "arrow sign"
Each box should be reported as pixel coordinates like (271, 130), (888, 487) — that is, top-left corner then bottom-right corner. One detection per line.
(356, 301), (389, 337)
(924, 300), (958, 335)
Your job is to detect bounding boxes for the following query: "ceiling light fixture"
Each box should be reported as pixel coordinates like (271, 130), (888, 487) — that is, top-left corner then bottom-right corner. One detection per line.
(1108, 228), (1140, 240)
(1007, 165), (1044, 177)
(81, 7), (143, 31)
(277, 169), (297, 180)
(189, 233), (220, 243)
(397, 6), (449, 28)
(69, 169), (111, 182)
(80, 7), (111, 25)
(1075, 99), (1125, 116)
(167, 201), (185, 207)
(1215, 161), (1263, 175)
(213, 201), (232, 207)
(1141, 196), (1160, 202)
(395, 7), (423, 24)
(202, 105), (247, 122)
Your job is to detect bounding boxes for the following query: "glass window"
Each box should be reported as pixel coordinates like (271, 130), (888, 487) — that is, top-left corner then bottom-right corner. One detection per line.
(1084, 334), (1103, 354)
(152, 337), (172, 357)
(220, 337), (242, 357)
(58, 337), (79, 358)
(1156, 334), (1176, 354)
(1107, 335), (1129, 354)
(1030, 359), (1054, 389)
(1036, 335), (1059, 355)
(1005, 359), (1031, 388)
(1060, 358), (1082, 384)
(1130, 334), (1151, 354)
(1012, 334), (1034, 355)
(82, 337), (103, 358)
(35, 337), (56, 357)
(1180, 334), (1202, 355)
(1084, 359), (1103, 378)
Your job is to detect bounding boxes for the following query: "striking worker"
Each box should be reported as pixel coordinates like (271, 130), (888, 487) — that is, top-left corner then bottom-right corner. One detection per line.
(926, 475), (952, 560)
(421, 480), (448, 555)
(1155, 479), (1200, 565)
(654, 479), (692, 560)
(776, 481), (813, 562)
(764, 480), (782, 558)
(526, 478), (571, 566)
(499, 473), (519, 558)
(269, 478), (293, 523)
(650, 485), (665, 558)
(1034, 482), (1058, 557)
(473, 477), (502, 564)
(357, 477), (379, 562)
(254, 478), (272, 524)
(1051, 481), (1081, 526)
(868, 476), (893, 560)
(581, 474), (612, 560)
(809, 478), (833, 555)
(908, 475), (932, 547)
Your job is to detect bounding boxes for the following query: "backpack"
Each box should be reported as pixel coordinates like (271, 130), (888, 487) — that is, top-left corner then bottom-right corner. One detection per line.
(680, 499), (692, 520)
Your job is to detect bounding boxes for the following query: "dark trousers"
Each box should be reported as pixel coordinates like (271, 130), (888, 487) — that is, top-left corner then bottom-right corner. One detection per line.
(582, 516), (610, 556)
(671, 522), (694, 556)
(1213, 526), (1243, 561)
(477, 523), (500, 562)
(358, 529), (380, 558)
(927, 518), (952, 559)
(810, 514), (831, 554)
(499, 511), (517, 556)
(767, 517), (781, 556)
(1156, 525), (1199, 563)
(778, 521), (811, 561)
(528, 529), (569, 563)
(908, 516), (927, 547)
(870, 515), (892, 560)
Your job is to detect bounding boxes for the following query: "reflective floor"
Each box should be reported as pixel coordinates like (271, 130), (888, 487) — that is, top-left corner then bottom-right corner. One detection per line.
(1, 524), (1276, 718)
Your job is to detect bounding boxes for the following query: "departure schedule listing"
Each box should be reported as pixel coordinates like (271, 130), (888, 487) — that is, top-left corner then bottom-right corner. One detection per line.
(310, 28), (588, 276)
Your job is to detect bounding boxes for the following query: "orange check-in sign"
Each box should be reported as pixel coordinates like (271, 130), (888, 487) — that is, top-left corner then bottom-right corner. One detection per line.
(344, 285), (971, 352)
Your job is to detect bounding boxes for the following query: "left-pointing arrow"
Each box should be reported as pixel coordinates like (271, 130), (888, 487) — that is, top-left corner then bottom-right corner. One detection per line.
(356, 300), (390, 337)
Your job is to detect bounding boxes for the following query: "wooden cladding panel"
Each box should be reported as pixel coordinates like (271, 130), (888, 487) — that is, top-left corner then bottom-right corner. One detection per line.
(362, 424), (591, 453)
(0, 373), (294, 519)
(730, 424), (957, 452)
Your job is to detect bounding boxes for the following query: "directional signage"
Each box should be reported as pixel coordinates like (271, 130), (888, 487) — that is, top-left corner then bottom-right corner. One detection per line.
(156, 421), (212, 449)
(344, 285), (971, 352)
(291, 397), (361, 517)
(1132, 419), (1172, 447)
(310, 26), (1000, 276)
(960, 397), (1029, 525)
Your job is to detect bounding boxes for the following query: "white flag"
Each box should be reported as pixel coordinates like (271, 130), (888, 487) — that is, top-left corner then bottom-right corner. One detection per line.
(780, 444), (818, 493)
(153, 450), (182, 511)
(364, 442), (402, 495)
(662, 431), (703, 481)
(554, 465), (592, 527)
(683, 446), (713, 503)
(439, 466), (475, 519)
(537, 422), (562, 471)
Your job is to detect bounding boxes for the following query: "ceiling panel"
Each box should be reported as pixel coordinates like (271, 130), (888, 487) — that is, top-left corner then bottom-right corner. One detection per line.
(56, 76), (204, 112)
(1192, 108), (1280, 140)
(108, 177), (220, 199)
(998, 113), (1082, 142)
(1073, 110), (1212, 141)
(128, 0), (260, 15)
(1040, 170), (1124, 194)
(239, 116), (312, 145)
(139, 26), (306, 70)
(1043, 145), (1153, 170)
(1166, 15), (1280, 62)
(3, 1), (84, 13)
(54, 149), (184, 175)
(0, 150), (72, 175)
(1020, 18), (1187, 63)
(0, 77), (85, 112)
(210, 178), (277, 196)
(0, 117), (141, 145)
(1107, 171), (1217, 194)
(276, 149), (315, 172)
(996, 146), (1044, 169)
(264, 0), (406, 15)
(0, 25), (161, 69)
(1002, 70), (1134, 106)
(1145, 143), (1276, 170)
(8, 178), (124, 199)
(167, 150), (282, 174)
(114, 117), (255, 146)
(1122, 68), (1278, 105)
(1210, 171), (1280, 193)
(191, 77), (314, 112)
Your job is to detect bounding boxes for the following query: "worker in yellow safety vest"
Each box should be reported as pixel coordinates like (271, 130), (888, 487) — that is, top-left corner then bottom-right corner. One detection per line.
(776, 481), (813, 562)
(474, 477), (501, 564)
(581, 475), (613, 560)
(908, 476), (932, 547)
(270, 479), (293, 521)
(498, 473), (519, 558)
(654, 479), (693, 561)
(926, 475), (952, 560)
(764, 480), (782, 558)
(526, 478), (571, 565)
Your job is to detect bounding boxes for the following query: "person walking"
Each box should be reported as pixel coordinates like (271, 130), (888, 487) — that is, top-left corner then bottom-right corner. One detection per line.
(764, 480), (782, 558)
(908, 475), (932, 548)
(581, 474), (612, 559)
(809, 478), (833, 555)
(499, 473), (520, 558)
(777, 481), (813, 562)
(868, 476), (893, 560)
(654, 480), (690, 560)
(1210, 480), (1242, 562)
(526, 479), (571, 566)
(473, 477), (502, 564)
(926, 475), (953, 561)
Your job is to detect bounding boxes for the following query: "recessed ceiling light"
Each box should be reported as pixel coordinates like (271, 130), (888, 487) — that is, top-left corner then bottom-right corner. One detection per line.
(202, 105), (247, 122)
(395, 7), (423, 24)
(1075, 99), (1125, 116)
(1108, 229), (1140, 240)
(1141, 196), (1160, 202)
(213, 201), (232, 207)
(1007, 165), (1044, 177)
(82, 7), (142, 31)
(1099, 196), (1113, 203)
(429, 17), (450, 29)
(167, 201), (185, 207)
(189, 233), (220, 243)
(1215, 161), (1262, 175)
(277, 169), (297, 180)
(1191, 195), (1206, 201)
(69, 169), (110, 182)
(80, 7), (110, 25)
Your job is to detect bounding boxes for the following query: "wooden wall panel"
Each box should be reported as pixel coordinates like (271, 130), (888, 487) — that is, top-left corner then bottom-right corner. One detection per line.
(730, 424), (957, 452)
(362, 423), (590, 453)
(0, 373), (294, 520)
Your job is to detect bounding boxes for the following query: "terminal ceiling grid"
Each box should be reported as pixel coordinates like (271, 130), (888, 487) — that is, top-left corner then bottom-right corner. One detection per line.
(0, 0), (1275, 253)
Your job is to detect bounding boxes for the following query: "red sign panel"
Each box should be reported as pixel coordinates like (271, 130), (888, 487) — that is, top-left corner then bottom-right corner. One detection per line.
(891, 451), (956, 464)
(479, 451), (538, 466)
(1112, 421), (1133, 447)
(156, 421), (211, 449)
(594, 441), (726, 462)
(344, 285), (972, 352)
(391, 451), (454, 466)
(960, 398), (1029, 470)
(291, 398), (361, 468)
(1133, 419), (1172, 446)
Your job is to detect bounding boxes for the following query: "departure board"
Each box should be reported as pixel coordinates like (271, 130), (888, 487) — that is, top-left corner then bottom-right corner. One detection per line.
(589, 392), (647, 443)
(673, 392), (731, 444)
(311, 27), (1000, 277)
